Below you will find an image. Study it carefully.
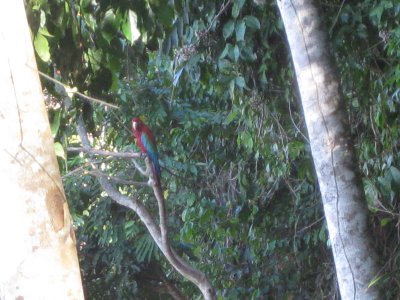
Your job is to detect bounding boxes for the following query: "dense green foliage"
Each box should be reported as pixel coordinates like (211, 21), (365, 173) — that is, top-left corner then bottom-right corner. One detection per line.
(27, 0), (400, 298)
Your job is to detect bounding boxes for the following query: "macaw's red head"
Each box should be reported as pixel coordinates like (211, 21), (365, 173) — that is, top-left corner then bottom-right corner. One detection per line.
(132, 117), (143, 134)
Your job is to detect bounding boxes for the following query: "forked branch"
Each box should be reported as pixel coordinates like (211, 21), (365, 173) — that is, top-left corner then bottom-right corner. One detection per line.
(75, 116), (216, 300)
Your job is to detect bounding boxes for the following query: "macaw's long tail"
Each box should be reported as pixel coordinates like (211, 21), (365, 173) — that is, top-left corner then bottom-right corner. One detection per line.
(151, 159), (162, 187)
(146, 150), (161, 187)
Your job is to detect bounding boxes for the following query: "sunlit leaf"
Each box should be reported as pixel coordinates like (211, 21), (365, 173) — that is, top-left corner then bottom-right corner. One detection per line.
(54, 142), (65, 159)
(34, 32), (50, 62)
(235, 20), (246, 41)
(235, 76), (245, 88)
(50, 110), (61, 138)
(229, 44), (240, 62)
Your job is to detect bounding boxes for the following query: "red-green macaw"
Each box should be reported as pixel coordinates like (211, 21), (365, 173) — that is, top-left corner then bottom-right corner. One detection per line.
(131, 117), (161, 186)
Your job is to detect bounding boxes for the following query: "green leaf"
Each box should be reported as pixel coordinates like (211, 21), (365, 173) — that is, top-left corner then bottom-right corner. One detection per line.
(182, 208), (188, 222)
(217, 58), (231, 71)
(34, 33), (50, 62)
(318, 227), (326, 241)
(267, 240), (276, 251)
(241, 45), (257, 61)
(101, 9), (117, 44)
(380, 217), (391, 227)
(50, 110), (61, 138)
(390, 166), (400, 185)
(377, 173), (392, 196)
(187, 193), (196, 206)
(244, 15), (261, 29)
(219, 43), (232, 59)
(232, 3), (240, 18)
(235, 20), (246, 41)
(86, 48), (102, 71)
(374, 110), (384, 128)
(233, 44), (240, 61)
(364, 179), (378, 206)
(229, 44), (240, 62)
(223, 20), (235, 40)
(156, 4), (174, 27)
(369, 5), (384, 25)
(124, 220), (139, 237)
(356, 23), (367, 39)
(122, 10), (133, 44)
(368, 275), (383, 288)
(170, 179), (177, 193)
(39, 9), (46, 27)
(190, 164), (198, 175)
(54, 142), (65, 159)
(288, 140), (305, 160)
(107, 54), (122, 72)
(224, 110), (238, 125)
(232, 0), (245, 18)
(135, 235), (156, 263)
(80, 0), (91, 9)
(38, 27), (54, 38)
(170, 27), (179, 47)
(241, 132), (253, 151)
(235, 76), (245, 88)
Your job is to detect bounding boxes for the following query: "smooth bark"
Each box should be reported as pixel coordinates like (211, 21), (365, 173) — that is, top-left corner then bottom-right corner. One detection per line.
(0, 1), (84, 299)
(277, 0), (380, 299)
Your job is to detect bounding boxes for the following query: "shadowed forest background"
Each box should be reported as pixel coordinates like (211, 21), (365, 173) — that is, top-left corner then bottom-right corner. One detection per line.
(26, 0), (399, 298)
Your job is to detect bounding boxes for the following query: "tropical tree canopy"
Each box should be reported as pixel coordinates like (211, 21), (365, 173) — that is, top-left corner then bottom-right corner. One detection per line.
(25, 0), (400, 298)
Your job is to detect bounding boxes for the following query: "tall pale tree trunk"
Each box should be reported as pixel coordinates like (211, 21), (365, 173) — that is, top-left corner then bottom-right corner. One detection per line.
(0, 1), (85, 299)
(277, 0), (380, 299)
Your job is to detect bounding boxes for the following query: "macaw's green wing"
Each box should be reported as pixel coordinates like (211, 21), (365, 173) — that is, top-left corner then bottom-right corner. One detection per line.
(141, 132), (161, 179)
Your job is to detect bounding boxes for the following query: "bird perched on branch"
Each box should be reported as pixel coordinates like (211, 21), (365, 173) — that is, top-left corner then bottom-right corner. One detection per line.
(131, 117), (161, 186)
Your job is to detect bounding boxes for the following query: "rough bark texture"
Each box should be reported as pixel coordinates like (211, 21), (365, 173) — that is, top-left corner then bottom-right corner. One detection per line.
(0, 1), (84, 299)
(277, 0), (380, 299)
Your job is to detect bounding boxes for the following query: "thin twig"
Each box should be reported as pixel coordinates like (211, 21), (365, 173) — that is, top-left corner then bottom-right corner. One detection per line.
(26, 64), (119, 109)
(206, 0), (232, 33)
(132, 158), (148, 177)
(194, 0), (233, 45)
(87, 169), (149, 186)
(329, 0), (346, 35)
(296, 216), (325, 234)
(288, 98), (310, 143)
(67, 147), (140, 158)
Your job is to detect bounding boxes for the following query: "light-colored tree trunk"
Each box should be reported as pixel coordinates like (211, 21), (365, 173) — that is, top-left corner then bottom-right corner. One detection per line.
(277, 0), (380, 299)
(0, 1), (85, 299)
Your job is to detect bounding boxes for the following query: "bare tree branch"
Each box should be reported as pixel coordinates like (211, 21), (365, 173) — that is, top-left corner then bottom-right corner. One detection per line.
(75, 116), (216, 300)
(68, 147), (141, 159)
(30, 66), (120, 109)
(195, 0), (233, 44)
(132, 158), (148, 177)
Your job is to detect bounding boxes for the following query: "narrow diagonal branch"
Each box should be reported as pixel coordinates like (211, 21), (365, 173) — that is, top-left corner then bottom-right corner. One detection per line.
(31, 67), (119, 109)
(132, 158), (148, 176)
(68, 147), (140, 159)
